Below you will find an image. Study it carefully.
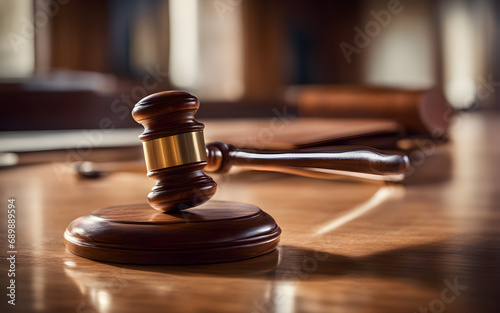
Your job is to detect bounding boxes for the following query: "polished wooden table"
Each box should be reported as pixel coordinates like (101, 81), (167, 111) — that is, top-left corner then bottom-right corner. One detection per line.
(1, 113), (499, 313)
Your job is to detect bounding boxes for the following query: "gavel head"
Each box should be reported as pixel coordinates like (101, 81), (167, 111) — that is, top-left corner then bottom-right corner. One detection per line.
(132, 91), (217, 212)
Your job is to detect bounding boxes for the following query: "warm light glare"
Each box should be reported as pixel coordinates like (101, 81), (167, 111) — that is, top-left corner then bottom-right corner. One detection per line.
(0, 0), (35, 78)
(445, 76), (476, 109)
(169, 0), (244, 100)
(274, 282), (296, 313)
(364, 0), (435, 89)
(169, 0), (199, 89)
(314, 185), (405, 236)
(97, 290), (111, 312)
(442, 1), (477, 109)
(197, 0), (244, 100)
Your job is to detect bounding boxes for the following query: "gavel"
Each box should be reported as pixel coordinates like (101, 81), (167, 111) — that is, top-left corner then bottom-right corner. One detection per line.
(65, 90), (409, 265)
(132, 90), (409, 213)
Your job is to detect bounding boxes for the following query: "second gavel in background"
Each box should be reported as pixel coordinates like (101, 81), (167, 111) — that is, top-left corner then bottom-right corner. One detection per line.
(132, 90), (409, 213)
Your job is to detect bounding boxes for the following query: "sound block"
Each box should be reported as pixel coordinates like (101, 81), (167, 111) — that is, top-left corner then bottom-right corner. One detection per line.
(64, 201), (281, 265)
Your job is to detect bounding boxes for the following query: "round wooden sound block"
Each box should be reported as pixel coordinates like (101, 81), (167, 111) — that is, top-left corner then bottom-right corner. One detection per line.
(64, 201), (281, 265)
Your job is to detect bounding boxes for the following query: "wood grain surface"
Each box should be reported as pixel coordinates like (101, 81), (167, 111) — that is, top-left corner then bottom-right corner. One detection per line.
(1, 113), (499, 313)
(203, 118), (404, 150)
(64, 201), (281, 265)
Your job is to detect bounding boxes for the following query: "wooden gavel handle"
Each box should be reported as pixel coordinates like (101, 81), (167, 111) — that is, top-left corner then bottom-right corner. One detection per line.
(205, 142), (409, 176)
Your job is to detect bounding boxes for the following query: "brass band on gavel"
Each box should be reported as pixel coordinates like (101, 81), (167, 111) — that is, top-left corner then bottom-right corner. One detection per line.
(142, 131), (207, 172)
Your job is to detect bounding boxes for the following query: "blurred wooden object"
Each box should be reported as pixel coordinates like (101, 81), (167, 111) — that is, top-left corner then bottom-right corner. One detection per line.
(242, 1), (364, 100)
(50, 1), (109, 72)
(1, 113), (499, 312)
(287, 85), (454, 137)
(205, 118), (403, 150)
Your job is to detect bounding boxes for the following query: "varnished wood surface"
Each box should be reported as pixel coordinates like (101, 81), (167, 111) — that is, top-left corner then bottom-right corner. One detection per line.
(204, 118), (403, 150)
(1, 112), (500, 313)
(64, 201), (281, 265)
(205, 141), (409, 176)
(133, 91), (217, 212)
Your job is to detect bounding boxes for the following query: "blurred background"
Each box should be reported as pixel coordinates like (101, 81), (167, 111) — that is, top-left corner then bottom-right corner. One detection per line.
(0, 0), (498, 131)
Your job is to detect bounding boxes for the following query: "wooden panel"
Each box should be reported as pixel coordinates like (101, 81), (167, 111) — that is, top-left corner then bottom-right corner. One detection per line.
(50, 0), (109, 72)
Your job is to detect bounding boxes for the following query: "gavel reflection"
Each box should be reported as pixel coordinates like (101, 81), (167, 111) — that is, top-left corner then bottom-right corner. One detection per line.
(75, 91), (409, 212)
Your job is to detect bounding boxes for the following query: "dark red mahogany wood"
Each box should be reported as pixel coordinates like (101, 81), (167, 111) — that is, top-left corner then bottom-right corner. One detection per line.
(64, 90), (281, 265)
(64, 201), (281, 265)
(132, 91), (217, 212)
